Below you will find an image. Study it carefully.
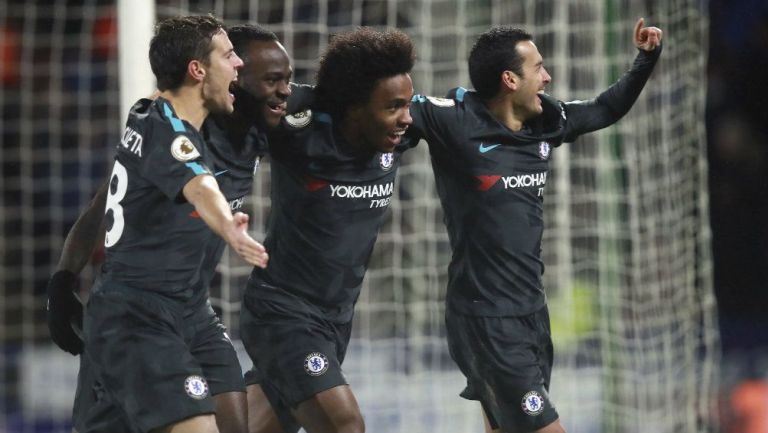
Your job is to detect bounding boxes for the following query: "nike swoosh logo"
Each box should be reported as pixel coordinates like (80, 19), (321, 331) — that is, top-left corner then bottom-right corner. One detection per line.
(215, 170), (228, 176)
(479, 143), (501, 153)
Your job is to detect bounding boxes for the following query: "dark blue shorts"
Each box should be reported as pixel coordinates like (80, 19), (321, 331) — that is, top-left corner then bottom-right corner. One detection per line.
(240, 286), (352, 433)
(79, 283), (243, 433)
(446, 304), (559, 431)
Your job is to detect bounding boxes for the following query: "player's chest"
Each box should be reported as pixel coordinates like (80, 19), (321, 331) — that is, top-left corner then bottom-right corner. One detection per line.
(450, 138), (553, 195)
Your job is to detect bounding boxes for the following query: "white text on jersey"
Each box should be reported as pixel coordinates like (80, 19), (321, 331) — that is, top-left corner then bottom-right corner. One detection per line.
(121, 127), (143, 157)
(501, 172), (547, 189)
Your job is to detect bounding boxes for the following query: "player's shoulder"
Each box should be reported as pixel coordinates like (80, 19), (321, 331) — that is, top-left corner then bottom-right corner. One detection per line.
(538, 93), (567, 129)
(411, 87), (464, 109)
(121, 97), (204, 163)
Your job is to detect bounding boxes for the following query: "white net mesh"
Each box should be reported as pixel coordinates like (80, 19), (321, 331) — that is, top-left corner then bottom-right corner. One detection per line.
(1, 1), (718, 432)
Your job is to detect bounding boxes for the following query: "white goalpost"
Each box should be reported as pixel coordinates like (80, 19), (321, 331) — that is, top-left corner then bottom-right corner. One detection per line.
(0, 1), (718, 433)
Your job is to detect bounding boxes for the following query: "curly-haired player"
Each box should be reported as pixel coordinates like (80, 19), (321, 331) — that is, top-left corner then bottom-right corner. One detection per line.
(240, 28), (415, 433)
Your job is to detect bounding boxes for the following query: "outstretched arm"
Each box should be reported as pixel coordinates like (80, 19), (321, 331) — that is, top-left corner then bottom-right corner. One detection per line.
(182, 174), (269, 268)
(47, 181), (108, 355)
(563, 18), (663, 141)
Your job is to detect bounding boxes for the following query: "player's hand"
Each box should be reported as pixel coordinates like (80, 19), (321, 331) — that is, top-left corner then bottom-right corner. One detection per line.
(227, 212), (269, 268)
(46, 270), (84, 355)
(634, 18), (662, 51)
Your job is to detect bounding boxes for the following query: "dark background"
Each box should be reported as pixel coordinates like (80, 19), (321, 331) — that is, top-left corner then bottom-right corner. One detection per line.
(707, 0), (768, 359)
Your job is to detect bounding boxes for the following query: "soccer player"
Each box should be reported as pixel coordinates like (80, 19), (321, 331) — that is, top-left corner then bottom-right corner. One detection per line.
(406, 18), (663, 433)
(46, 23), (293, 433)
(80, 15), (268, 433)
(239, 28), (415, 433)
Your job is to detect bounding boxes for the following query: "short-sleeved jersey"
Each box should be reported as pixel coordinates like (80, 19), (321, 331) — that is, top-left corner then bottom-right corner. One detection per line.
(100, 97), (214, 300)
(249, 99), (414, 322)
(409, 47), (661, 316)
(187, 115), (267, 308)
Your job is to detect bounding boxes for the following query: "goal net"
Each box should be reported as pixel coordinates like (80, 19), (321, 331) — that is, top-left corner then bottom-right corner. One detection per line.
(0, 1), (718, 432)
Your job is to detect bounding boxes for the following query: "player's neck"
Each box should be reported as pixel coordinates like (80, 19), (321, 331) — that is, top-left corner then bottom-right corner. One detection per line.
(159, 89), (209, 131)
(485, 95), (524, 132)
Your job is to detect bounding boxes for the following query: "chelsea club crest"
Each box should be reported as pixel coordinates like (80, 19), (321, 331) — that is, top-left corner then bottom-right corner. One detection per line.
(304, 352), (329, 376)
(380, 152), (394, 171)
(184, 375), (209, 400)
(521, 390), (545, 416)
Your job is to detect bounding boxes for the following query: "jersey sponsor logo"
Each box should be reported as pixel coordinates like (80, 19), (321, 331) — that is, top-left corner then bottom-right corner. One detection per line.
(538, 141), (551, 160)
(521, 391), (545, 416)
(285, 109), (312, 128)
(304, 352), (329, 376)
(475, 172), (547, 196)
(475, 175), (502, 191)
(170, 135), (200, 162)
(329, 182), (394, 209)
(478, 143), (501, 153)
(120, 126), (143, 157)
(184, 375), (209, 400)
(329, 182), (393, 199)
(189, 196), (244, 218)
(380, 152), (394, 171)
(306, 176), (330, 192)
(426, 96), (455, 107)
(501, 172), (547, 189)
(229, 196), (245, 211)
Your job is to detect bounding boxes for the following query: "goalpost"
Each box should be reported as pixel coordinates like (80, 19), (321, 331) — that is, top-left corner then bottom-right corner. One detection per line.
(0, 1), (718, 432)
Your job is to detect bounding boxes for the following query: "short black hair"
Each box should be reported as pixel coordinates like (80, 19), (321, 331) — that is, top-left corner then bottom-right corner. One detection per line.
(227, 24), (278, 59)
(468, 27), (532, 99)
(314, 27), (415, 118)
(149, 15), (224, 91)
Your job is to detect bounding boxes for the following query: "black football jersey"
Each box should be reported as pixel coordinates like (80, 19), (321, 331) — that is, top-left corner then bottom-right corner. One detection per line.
(409, 47), (661, 316)
(100, 97), (215, 300)
(187, 114), (267, 308)
(250, 106), (414, 322)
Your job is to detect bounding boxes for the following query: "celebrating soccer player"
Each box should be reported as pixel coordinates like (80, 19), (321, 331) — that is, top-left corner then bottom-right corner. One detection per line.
(44, 16), (282, 433)
(406, 18), (662, 433)
(239, 28), (415, 433)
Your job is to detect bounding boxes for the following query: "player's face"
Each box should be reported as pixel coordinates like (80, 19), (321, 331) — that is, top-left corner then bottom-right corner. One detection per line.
(234, 40), (292, 130)
(512, 40), (551, 120)
(350, 73), (414, 154)
(202, 30), (244, 114)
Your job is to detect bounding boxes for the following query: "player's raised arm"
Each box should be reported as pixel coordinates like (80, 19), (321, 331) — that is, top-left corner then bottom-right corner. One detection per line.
(562, 17), (663, 141)
(182, 174), (268, 268)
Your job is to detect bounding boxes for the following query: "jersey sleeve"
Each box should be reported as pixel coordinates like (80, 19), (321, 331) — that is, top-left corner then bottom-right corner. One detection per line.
(135, 105), (212, 202)
(562, 46), (662, 142)
(408, 90), (466, 153)
(286, 83), (315, 114)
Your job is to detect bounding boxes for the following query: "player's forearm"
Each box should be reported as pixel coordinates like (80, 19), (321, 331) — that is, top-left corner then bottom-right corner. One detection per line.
(56, 181), (109, 273)
(564, 46), (661, 137)
(594, 46), (662, 120)
(182, 174), (237, 242)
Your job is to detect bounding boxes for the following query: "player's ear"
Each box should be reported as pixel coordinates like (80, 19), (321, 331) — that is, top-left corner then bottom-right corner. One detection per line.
(501, 70), (518, 92)
(188, 60), (206, 82)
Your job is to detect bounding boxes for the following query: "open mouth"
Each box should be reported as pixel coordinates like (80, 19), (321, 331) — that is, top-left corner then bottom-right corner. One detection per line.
(229, 81), (237, 102)
(267, 100), (287, 116)
(387, 128), (407, 144)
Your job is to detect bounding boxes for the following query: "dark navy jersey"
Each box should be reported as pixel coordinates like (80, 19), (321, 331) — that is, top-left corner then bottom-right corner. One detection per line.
(249, 101), (414, 322)
(187, 114), (267, 308)
(100, 97), (215, 299)
(409, 47), (661, 316)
